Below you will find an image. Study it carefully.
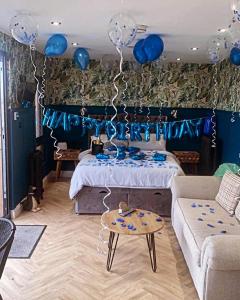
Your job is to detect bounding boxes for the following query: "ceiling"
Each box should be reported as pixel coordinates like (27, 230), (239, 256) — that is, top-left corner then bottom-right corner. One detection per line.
(0, 0), (235, 63)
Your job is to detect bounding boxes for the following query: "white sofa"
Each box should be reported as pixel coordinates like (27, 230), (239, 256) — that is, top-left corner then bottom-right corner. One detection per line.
(171, 176), (240, 300)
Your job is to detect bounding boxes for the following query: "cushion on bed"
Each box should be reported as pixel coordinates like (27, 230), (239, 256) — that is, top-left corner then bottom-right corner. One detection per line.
(129, 134), (166, 151)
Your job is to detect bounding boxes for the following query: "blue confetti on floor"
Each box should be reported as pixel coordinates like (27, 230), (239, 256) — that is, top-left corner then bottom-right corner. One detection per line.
(205, 204), (210, 207)
(217, 220), (223, 224)
(220, 230), (227, 234)
(198, 204), (203, 207)
(121, 223), (127, 227)
(198, 218), (203, 221)
(191, 203), (197, 208)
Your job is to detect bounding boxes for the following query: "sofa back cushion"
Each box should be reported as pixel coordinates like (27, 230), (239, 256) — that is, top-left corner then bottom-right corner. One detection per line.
(216, 172), (240, 215)
(235, 202), (240, 222)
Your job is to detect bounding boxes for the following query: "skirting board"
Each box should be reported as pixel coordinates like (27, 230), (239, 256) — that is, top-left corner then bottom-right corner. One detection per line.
(48, 170), (73, 178)
(11, 202), (23, 219)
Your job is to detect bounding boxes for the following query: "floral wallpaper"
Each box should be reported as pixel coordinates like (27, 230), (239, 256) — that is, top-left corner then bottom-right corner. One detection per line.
(45, 57), (240, 111)
(0, 31), (44, 107)
(0, 30), (240, 111)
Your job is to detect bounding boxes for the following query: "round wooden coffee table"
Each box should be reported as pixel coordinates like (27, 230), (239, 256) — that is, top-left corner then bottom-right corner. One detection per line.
(102, 209), (164, 272)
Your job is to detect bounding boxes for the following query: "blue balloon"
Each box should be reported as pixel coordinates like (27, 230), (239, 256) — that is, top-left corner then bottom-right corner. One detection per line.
(42, 109), (52, 126)
(74, 48), (90, 70)
(133, 39), (148, 64)
(143, 35), (164, 62)
(230, 47), (240, 66)
(44, 34), (68, 57)
(117, 122), (128, 140)
(130, 123), (142, 141)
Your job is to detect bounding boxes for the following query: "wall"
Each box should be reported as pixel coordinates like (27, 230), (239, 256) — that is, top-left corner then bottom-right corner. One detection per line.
(45, 57), (240, 111)
(0, 31), (44, 107)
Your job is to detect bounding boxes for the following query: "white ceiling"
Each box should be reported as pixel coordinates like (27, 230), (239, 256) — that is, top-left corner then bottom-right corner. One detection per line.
(0, 0), (235, 63)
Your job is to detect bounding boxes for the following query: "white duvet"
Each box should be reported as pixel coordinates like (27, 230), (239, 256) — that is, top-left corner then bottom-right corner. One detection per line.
(69, 150), (184, 199)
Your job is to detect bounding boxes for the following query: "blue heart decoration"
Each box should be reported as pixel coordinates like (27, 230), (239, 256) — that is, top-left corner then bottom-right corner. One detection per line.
(44, 34), (68, 57)
(96, 153), (110, 160)
(153, 153), (166, 161)
(74, 48), (90, 70)
(130, 153), (145, 160)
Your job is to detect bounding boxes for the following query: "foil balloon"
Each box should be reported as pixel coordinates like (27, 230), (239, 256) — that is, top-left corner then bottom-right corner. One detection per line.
(230, 47), (240, 65)
(42, 109), (52, 126)
(143, 35), (164, 62)
(133, 39), (148, 64)
(130, 123), (142, 141)
(141, 123), (151, 142)
(92, 120), (105, 137)
(179, 120), (194, 139)
(74, 48), (90, 71)
(203, 117), (213, 136)
(9, 13), (38, 45)
(191, 119), (202, 137)
(108, 13), (137, 48)
(117, 122), (128, 140)
(106, 121), (117, 140)
(68, 114), (81, 127)
(44, 34), (68, 57)
(49, 111), (59, 128)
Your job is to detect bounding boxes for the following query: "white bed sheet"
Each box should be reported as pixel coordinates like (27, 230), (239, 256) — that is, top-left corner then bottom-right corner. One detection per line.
(69, 150), (184, 199)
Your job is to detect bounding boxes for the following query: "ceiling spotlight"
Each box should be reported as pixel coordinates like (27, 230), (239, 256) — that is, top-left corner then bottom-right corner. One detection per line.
(218, 28), (227, 33)
(176, 57), (181, 61)
(72, 42), (79, 47)
(191, 47), (198, 51)
(51, 21), (62, 26)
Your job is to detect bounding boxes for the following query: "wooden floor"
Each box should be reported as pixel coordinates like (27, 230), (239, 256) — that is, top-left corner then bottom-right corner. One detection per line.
(0, 180), (199, 300)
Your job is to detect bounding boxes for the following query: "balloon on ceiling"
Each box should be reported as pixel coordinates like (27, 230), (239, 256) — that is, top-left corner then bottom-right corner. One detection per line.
(230, 47), (240, 65)
(233, 0), (240, 22)
(133, 34), (164, 64)
(44, 34), (68, 57)
(9, 13), (38, 45)
(74, 48), (90, 70)
(108, 13), (137, 48)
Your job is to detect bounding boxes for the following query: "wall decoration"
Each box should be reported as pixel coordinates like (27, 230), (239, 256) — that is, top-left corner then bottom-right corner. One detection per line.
(45, 57), (240, 112)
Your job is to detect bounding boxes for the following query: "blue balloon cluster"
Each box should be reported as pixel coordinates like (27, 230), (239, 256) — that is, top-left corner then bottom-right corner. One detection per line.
(133, 34), (164, 64)
(44, 34), (90, 70)
(43, 109), (205, 141)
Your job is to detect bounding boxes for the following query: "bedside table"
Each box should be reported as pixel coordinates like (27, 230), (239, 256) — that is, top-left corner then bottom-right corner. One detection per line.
(54, 149), (80, 179)
(173, 151), (200, 175)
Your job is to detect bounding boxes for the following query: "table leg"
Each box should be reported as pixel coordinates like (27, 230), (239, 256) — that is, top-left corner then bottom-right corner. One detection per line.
(106, 231), (119, 271)
(146, 233), (157, 272)
(56, 161), (62, 179)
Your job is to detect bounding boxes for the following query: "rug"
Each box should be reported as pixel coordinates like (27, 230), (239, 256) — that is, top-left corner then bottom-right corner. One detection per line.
(9, 225), (46, 259)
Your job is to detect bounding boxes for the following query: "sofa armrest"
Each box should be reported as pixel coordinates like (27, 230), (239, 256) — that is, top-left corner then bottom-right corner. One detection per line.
(171, 176), (221, 201)
(201, 235), (240, 271)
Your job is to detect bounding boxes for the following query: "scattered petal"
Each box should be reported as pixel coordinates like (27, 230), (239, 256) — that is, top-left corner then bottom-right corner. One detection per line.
(207, 224), (215, 228)
(220, 230), (227, 234)
(116, 218), (125, 223)
(217, 220), (223, 224)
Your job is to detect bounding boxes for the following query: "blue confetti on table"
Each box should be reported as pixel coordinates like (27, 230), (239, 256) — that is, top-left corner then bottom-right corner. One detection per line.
(217, 220), (223, 224)
(137, 212), (145, 218)
(116, 218), (125, 223)
(191, 203), (197, 208)
(220, 230), (227, 234)
(121, 223), (127, 228)
(128, 224), (134, 230)
(198, 218), (203, 221)
(156, 217), (162, 222)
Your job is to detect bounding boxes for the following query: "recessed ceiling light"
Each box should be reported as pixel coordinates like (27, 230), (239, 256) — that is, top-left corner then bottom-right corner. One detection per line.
(72, 42), (79, 47)
(191, 47), (198, 51)
(51, 21), (62, 26)
(176, 57), (181, 61)
(218, 28), (227, 33)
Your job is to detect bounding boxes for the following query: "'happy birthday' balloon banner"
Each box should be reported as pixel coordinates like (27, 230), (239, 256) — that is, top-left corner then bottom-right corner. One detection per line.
(42, 108), (206, 141)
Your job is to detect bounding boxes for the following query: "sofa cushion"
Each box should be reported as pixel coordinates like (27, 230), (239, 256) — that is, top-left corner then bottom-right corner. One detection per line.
(177, 197), (240, 266)
(235, 202), (240, 222)
(216, 172), (240, 215)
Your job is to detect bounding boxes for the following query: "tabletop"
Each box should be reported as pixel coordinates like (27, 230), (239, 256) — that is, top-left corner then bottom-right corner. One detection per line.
(102, 209), (164, 235)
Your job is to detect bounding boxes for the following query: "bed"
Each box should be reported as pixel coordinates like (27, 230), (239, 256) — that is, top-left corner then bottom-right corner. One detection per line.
(70, 135), (184, 216)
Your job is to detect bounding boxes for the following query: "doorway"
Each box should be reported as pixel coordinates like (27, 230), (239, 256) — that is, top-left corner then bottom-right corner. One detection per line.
(0, 52), (9, 217)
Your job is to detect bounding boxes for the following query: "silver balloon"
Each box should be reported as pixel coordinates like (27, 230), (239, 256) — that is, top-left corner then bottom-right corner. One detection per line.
(207, 36), (228, 63)
(229, 21), (240, 48)
(108, 13), (137, 48)
(233, 0), (240, 22)
(9, 13), (38, 45)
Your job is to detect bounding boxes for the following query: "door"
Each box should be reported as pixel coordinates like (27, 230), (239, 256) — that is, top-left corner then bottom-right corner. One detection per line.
(0, 52), (9, 217)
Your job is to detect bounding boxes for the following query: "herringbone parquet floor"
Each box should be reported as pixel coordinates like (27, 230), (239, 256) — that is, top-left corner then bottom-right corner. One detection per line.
(0, 180), (199, 300)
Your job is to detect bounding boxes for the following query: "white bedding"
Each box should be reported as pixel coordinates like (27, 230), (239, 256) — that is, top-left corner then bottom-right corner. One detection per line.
(69, 150), (184, 199)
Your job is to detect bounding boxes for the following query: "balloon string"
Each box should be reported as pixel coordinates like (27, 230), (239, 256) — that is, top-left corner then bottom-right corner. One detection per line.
(122, 73), (130, 138)
(29, 46), (62, 159)
(98, 47), (123, 256)
(211, 64), (218, 148)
